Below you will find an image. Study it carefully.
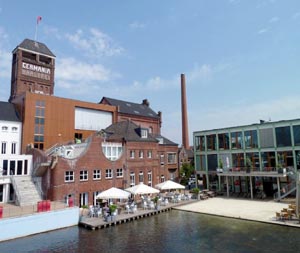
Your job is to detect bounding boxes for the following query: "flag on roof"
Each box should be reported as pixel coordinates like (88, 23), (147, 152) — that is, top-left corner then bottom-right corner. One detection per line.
(37, 16), (42, 24)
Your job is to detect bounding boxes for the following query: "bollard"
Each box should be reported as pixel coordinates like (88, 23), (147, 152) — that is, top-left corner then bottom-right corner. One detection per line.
(68, 197), (74, 207)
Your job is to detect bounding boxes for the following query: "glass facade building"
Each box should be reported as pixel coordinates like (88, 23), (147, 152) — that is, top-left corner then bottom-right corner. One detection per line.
(194, 119), (300, 196)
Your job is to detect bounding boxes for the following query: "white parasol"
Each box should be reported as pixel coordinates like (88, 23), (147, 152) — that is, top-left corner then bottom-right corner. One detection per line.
(125, 182), (160, 195)
(96, 187), (131, 199)
(155, 180), (185, 191)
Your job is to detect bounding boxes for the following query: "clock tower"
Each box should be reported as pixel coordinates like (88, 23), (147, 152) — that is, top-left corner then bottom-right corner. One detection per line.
(9, 39), (56, 102)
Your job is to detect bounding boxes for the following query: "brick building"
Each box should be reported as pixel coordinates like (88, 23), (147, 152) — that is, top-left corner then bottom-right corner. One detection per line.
(9, 39), (118, 153)
(100, 97), (162, 135)
(34, 120), (177, 206)
(3, 38), (179, 207)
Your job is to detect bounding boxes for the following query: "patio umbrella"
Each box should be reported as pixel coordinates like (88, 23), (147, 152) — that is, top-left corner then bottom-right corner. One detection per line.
(125, 182), (160, 195)
(155, 180), (185, 191)
(96, 187), (131, 199)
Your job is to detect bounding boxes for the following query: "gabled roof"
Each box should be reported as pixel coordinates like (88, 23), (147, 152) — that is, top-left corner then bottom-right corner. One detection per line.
(100, 97), (159, 119)
(14, 38), (55, 57)
(0, 101), (21, 122)
(104, 120), (158, 143)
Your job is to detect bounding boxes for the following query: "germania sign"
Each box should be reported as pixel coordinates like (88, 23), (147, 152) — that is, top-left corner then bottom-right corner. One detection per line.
(22, 62), (51, 80)
(22, 62), (51, 74)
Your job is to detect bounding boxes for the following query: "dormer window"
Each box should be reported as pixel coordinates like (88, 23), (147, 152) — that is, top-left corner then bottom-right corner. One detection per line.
(141, 129), (148, 138)
(12, 127), (18, 132)
(2, 126), (8, 131)
(157, 138), (163, 144)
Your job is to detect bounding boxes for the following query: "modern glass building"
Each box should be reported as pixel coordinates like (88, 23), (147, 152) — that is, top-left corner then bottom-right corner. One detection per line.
(194, 119), (300, 199)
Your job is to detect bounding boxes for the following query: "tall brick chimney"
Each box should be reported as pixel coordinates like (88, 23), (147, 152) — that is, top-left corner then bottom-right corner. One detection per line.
(181, 73), (189, 148)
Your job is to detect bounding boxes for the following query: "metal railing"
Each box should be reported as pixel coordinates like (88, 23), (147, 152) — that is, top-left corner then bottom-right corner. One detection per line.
(274, 181), (296, 201)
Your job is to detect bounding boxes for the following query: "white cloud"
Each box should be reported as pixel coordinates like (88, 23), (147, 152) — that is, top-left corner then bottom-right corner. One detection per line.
(65, 28), (124, 57)
(129, 21), (146, 29)
(228, 0), (240, 4)
(292, 12), (300, 20)
(55, 57), (119, 82)
(188, 64), (212, 83)
(43, 25), (62, 40)
(258, 28), (268, 34)
(0, 28), (11, 79)
(190, 96), (300, 133)
(0, 27), (9, 47)
(0, 50), (11, 78)
(54, 57), (122, 99)
(269, 16), (279, 23)
(128, 64), (213, 93)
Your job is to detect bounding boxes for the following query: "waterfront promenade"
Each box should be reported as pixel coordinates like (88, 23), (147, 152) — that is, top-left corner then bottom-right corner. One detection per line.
(79, 196), (300, 230)
(174, 197), (300, 227)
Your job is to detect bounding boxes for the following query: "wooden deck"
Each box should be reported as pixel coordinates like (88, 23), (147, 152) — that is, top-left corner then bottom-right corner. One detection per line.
(79, 199), (197, 230)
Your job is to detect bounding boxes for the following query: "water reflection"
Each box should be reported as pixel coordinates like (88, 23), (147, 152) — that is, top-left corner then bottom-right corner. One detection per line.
(0, 210), (299, 253)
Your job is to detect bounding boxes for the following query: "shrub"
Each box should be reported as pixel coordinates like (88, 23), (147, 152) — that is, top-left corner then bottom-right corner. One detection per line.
(109, 204), (117, 213)
(190, 188), (200, 194)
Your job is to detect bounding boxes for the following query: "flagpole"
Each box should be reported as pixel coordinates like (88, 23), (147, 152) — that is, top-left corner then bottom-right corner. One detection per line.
(35, 21), (38, 41)
(35, 16), (42, 42)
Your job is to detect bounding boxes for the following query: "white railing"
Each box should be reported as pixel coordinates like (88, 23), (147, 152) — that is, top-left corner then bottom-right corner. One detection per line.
(274, 181), (296, 201)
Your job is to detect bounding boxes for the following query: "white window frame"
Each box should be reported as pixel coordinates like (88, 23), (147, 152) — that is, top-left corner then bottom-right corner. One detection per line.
(160, 175), (165, 183)
(105, 169), (113, 179)
(147, 150), (152, 158)
(147, 171), (152, 186)
(80, 170), (88, 181)
(167, 153), (177, 164)
(93, 169), (101, 180)
(141, 129), (148, 138)
(102, 142), (123, 161)
(11, 142), (17, 154)
(130, 172), (135, 187)
(116, 168), (123, 178)
(1, 142), (7, 154)
(160, 154), (164, 165)
(65, 171), (74, 182)
(1, 126), (8, 131)
(139, 171), (144, 183)
(170, 172), (175, 180)
(139, 150), (144, 159)
(130, 150), (135, 159)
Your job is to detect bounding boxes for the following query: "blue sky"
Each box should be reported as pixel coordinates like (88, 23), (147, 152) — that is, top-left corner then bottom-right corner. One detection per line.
(1, 0), (300, 145)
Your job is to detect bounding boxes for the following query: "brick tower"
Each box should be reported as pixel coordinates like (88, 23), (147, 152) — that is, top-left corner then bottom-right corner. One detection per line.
(9, 38), (56, 102)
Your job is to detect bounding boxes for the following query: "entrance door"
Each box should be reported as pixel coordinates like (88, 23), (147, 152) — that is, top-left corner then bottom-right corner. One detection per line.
(79, 192), (88, 207)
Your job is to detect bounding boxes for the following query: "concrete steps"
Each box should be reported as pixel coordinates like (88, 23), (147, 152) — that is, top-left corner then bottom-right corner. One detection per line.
(12, 176), (42, 206)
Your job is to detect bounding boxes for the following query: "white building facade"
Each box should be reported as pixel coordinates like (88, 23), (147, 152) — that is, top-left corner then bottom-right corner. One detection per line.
(0, 102), (32, 204)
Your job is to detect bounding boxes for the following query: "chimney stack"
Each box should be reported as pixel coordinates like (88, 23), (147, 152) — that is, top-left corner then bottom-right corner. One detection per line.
(142, 99), (150, 107)
(181, 73), (189, 149)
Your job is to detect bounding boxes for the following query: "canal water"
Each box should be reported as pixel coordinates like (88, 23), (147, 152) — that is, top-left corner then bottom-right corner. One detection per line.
(0, 210), (299, 253)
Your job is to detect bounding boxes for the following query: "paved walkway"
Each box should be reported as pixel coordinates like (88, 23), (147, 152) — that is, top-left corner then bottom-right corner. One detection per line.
(174, 197), (300, 227)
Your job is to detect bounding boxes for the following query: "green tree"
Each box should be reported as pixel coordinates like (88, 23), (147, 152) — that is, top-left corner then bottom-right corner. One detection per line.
(180, 163), (195, 185)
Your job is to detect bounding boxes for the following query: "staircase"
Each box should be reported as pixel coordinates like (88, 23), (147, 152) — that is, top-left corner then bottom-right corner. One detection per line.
(274, 169), (297, 201)
(11, 176), (42, 206)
